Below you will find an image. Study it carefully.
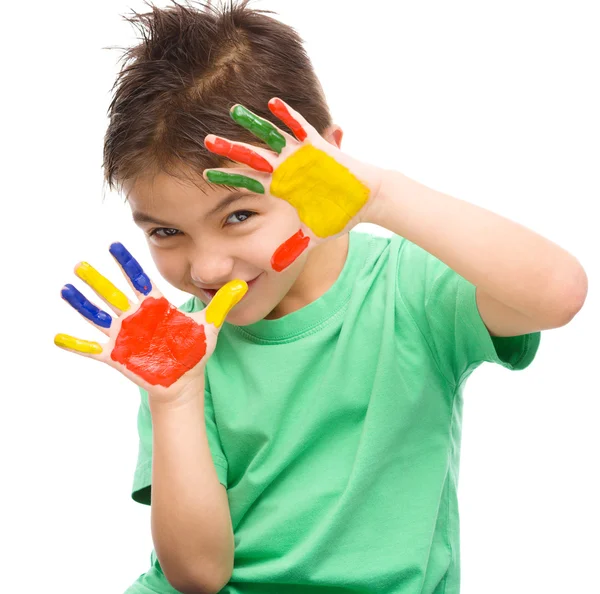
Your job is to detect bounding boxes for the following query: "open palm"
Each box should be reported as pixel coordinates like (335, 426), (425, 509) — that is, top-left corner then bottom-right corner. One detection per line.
(202, 97), (382, 272)
(54, 242), (246, 401)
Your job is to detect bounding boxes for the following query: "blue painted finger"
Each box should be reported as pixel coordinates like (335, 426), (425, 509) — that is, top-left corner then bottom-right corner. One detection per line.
(61, 284), (113, 328)
(109, 242), (152, 295)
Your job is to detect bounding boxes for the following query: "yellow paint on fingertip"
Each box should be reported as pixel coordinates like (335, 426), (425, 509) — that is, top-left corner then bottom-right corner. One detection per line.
(271, 144), (370, 238)
(205, 279), (248, 328)
(75, 262), (130, 312)
(54, 333), (103, 354)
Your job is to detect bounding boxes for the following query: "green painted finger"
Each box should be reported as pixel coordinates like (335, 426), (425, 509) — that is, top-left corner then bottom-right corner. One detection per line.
(205, 170), (265, 193)
(230, 105), (287, 154)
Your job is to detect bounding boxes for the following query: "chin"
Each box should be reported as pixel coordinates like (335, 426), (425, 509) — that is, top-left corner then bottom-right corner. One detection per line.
(216, 296), (272, 325)
(223, 308), (266, 326)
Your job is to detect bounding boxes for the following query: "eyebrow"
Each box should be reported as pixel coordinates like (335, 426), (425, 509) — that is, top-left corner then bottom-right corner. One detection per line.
(132, 192), (252, 227)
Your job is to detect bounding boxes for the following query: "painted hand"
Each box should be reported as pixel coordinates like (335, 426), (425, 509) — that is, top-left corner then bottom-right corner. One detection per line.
(203, 98), (383, 272)
(54, 243), (247, 398)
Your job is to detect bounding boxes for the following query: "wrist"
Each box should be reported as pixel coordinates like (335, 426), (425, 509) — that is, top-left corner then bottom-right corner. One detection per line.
(362, 169), (408, 228)
(148, 377), (206, 415)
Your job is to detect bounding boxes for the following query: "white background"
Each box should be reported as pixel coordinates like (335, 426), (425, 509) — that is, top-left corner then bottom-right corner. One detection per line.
(2, 1), (598, 592)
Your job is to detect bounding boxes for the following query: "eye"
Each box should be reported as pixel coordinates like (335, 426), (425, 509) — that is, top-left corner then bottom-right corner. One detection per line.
(148, 227), (181, 239)
(225, 210), (256, 225)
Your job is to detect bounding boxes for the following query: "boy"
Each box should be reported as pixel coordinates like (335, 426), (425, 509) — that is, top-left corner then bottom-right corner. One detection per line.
(54, 1), (588, 593)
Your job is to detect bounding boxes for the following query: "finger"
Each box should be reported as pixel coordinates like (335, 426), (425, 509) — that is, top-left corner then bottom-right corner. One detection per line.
(270, 227), (311, 272)
(230, 104), (295, 154)
(54, 333), (103, 357)
(108, 242), (153, 298)
(74, 261), (132, 314)
(204, 135), (275, 173)
(204, 279), (248, 328)
(203, 168), (266, 194)
(268, 98), (310, 142)
(61, 284), (113, 335)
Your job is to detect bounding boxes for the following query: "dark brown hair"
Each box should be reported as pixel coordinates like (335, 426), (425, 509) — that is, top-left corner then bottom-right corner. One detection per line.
(102, 0), (332, 195)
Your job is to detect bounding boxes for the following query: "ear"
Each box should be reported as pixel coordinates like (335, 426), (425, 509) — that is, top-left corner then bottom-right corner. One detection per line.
(322, 124), (344, 149)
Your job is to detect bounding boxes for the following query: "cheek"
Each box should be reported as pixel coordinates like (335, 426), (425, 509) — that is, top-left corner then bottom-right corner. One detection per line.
(246, 200), (304, 270)
(273, 250), (308, 286)
(149, 247), (188, 284)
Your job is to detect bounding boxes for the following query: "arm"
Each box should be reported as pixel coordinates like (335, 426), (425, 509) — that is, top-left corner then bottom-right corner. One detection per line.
(366, 170), (588, 336)
(53, 243), (244, 594)
(150, 382), (234, 594)
(200, 98), (588, 338)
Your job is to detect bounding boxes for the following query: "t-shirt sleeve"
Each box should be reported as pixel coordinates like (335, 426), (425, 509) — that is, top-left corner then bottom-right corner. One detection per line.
(395, 236), (541, 387)
(130, 295), (229, 505)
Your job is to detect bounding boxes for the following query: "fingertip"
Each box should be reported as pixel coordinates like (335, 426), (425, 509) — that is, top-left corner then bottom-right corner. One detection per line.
(204, 279), (248, 328)
(109, 241), (124, 254)
(231, 104), (248, 118)
(233, 278), (249, 295)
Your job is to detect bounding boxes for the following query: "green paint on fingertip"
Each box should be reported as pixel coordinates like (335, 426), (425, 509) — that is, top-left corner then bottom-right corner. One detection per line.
(205, 170), (265, 194)
(230, 104), (286, 153)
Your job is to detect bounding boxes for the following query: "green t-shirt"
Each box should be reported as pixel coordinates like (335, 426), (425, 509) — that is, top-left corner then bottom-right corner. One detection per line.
(125, 230), (541, 594)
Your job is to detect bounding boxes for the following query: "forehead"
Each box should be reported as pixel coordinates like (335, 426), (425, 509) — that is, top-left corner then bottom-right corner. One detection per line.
(125, 170), (235, 223)
(125, 169), (224, 207)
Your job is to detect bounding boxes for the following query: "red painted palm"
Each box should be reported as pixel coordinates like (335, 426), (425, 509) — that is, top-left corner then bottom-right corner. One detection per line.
(54, 242), (246, 402)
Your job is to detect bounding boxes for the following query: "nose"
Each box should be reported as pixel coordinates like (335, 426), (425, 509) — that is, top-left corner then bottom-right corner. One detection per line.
(189, 247), (235, 287)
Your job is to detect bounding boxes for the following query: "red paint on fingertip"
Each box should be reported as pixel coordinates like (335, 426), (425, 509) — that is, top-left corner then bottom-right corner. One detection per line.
(269, 98), (307, 141)
(271, 229), (310, 272)
(111, 297), (207, 387)
(205, 135), (273, 173)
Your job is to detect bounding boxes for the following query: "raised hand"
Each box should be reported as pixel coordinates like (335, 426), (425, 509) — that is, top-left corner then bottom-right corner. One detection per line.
(203, 97), (383, 272)
(54, 242), (247, 401)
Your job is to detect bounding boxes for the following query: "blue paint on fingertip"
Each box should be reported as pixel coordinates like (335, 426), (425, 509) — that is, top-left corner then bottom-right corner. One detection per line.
(61, 283), (112, 328)
(109, 242), (152, 295)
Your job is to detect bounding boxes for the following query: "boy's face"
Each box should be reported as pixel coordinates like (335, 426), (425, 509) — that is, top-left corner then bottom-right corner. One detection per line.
(125, 173), (306, 324)
(123, 127), (342, 325)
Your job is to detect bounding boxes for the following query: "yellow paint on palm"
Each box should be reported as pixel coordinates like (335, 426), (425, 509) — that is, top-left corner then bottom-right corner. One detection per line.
(75, 262), (130, 312)
(270, 145), (370, 238)
(54, 333), (103, 354)
(205, 279), (248, 328)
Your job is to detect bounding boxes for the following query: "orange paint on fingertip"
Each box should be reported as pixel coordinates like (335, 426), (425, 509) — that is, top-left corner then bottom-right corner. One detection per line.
(268, 98), (307, 141)
(205, 135), (273, 173)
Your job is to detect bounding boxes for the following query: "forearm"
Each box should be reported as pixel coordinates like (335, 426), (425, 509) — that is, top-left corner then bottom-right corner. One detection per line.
(149, 383), (233, 593)
(366, 169), (586, 321)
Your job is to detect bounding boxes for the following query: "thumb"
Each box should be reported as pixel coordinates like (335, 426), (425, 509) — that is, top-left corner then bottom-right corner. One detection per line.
(204, 279), (248, 328)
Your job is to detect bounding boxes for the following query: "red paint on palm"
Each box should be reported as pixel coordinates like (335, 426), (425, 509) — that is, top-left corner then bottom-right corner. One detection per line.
(268, 98), (307, 141)
(205, 136), (273, 173)
(271, 229), (310, 272)
(111, 297), (207, 387)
